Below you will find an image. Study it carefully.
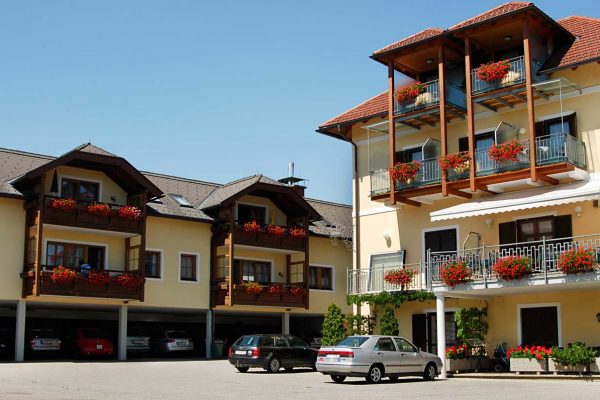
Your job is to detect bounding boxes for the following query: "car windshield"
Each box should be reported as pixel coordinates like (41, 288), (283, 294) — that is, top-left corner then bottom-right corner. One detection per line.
(32, 329), (58, 338)
(335, 336), (369, 348)
(167, 331), (189, 339)
(81, 328), (106, 339)
(235, 335), (261, 347)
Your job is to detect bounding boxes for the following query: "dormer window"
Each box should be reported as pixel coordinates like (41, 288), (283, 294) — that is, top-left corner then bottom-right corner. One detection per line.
(170, 194), (193, 208)
(61, 178), (99, 203)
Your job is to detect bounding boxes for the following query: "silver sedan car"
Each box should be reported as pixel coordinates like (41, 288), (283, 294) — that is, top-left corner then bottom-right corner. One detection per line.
(316, 335), (442, 383)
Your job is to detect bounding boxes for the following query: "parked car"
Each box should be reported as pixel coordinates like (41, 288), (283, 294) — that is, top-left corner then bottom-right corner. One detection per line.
(316, 335), (442, 383)
(152, 330), (194, 355)
(127, 328), (151, 353)
(72, 328), (114, 357)
(0, 329), (11, 358)
(28, 328), (61, 354)
(228, 334), (317, 373)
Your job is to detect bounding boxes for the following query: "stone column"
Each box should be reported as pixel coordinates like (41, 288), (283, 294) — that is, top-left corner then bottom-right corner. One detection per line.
(15, 300), (26, 362)
(436, 293), (446, 378)
(282, 311), (290, 334)
(206, 309), (214, 359)
(118, 304), (128, 361)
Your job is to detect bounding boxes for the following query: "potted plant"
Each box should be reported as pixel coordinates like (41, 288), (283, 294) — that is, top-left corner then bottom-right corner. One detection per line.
(383, 269), (414, 288)
(50, 266), (76, 285)
(446, 344), (472, 373)
(87, 202), (112, 217)
(243, 220), (261, 233)
(488, 139), (525, 163)
(492, 256), (531, 281)
(268, 283), (286, 295)
(476, 60), (510, 83)
(558, 248), (596, 274)
(395, 82), (427, 103)
(266, 225), (286, 237)
(439, 260), (471, 287)
(114, 273), (144, 288)
(549, 342), (597, 374)
(87, 270), (111, 286)
(51, 198), (76, 211)
(390, 161), (421, 184)
(508, 345), (552, 373)
(117, 205), (142, 220)
(289, 286), (305, 296)
(439, 152), (470, 180)
(240, 281), (263, 294)
(288, 227), (306, 238)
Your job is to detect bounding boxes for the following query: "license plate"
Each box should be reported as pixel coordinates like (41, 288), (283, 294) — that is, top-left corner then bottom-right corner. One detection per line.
(177, 341), (187, 346)
(326, 354), (340, 359)
(41, 340), (53, 345)
(235, 350), (246, 355)
(96, 344), (103, 350)
(133, 340), (143, 344)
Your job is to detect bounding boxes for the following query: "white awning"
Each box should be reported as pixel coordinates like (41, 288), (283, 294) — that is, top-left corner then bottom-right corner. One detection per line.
(430, 180), (600, 222)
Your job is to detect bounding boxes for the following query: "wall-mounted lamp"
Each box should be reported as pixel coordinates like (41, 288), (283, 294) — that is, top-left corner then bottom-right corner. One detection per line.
(504, 35), (513, 41)
(574, 205), (583, 217)
(382, 231), (391, 241)
(425, 58), (434, 64)
(485, 218), (494, 228)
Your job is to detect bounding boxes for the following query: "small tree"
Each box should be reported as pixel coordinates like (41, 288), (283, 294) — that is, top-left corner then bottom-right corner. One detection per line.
(379, 307), (399, 336)
(455, 307), (487, 342)
(321, 303), (346, 346)
(344, 314), (375, 336)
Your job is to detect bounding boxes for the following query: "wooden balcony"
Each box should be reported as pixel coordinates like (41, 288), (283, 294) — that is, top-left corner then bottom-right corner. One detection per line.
(232, 225), (306, 252)
(42, 196), (144, 234)
(22, 267), (144, 301)
(212, 281), (307, 308)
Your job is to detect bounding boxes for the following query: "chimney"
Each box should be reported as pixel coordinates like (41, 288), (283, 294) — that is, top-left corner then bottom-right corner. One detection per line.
(278, 162), (307, 197)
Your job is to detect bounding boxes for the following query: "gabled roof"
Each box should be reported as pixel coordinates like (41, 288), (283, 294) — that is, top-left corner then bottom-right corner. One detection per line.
(319, 91), (387, 129)
(70, 143), (118, 157)
(449, 2), (532, 30)
(373, 28), (445, 56)
(541, 16), (600, 72)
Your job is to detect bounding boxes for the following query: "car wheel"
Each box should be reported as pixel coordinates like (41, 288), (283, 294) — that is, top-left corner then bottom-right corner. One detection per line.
(493, 362), (504, 373)
(267, 357), (281, 373)
(331, 375), (346, 383)
(423, 363), (437, 381)
(366, 364), (384, 384)
(236, 367), (249, 373)
(389, 376), (399, 382)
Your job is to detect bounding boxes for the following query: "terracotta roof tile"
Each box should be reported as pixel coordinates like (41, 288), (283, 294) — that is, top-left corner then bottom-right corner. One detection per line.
(542, 16), (600, 71)
(450, 2), (532, 30)
(373, 28), (445, 55)
(319, 91), (387, 128)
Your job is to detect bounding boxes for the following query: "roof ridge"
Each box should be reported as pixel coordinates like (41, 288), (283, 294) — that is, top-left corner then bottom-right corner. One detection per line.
(305, 197), (352, 208)
(320, 91), (387, 128)
(373, 27), (445, 55)
(449, 2), (532, 30)
(0, 147), (55, 160)
(558, 15), (600, 23)
(141, 170), (221, 187)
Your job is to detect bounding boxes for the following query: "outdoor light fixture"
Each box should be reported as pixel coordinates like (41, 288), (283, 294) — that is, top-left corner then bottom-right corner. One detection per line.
(504, 35), (513, 41)
(426, 58), (434, 64)
(574, 205), (583, 217)
(485, 218), (494, 227)
(382, 231), (391, 241)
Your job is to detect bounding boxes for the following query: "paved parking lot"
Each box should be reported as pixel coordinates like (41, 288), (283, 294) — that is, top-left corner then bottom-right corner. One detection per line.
(0, 360), (599, 400)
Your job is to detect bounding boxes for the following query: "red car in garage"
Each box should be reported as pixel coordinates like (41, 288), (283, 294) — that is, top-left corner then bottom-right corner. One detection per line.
(73, 328), (114, 357)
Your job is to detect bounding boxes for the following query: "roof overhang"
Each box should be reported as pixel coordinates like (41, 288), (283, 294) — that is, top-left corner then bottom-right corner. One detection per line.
(430, 180), (600, 222)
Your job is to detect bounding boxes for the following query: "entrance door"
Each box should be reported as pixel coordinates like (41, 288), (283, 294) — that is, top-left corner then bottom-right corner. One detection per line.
(411, 314), (427, 351)
(520, 306), (559, 347)
(427, 312), (457, 354)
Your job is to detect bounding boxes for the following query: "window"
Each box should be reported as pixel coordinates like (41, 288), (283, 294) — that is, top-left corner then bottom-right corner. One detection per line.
(180, 254), (197, 281)
(46, 242), (105, 270)
(288, 336), (308, 348)
(170, 194), (193, 207)
(336, 336), (369, 348)
(520, 306), (559, 347)
(394, 338), (417, 353)
(427, 312), (457, 354)
(237, 203), (266, 225)
(61, 178), (99, 202)
(309, 266), (332, 290)
(424, 228), (457, 255)
(234, 260), (271, 283)
(517, 217), (554, 242)
(536, 114), (577, 138)
(144, 251), (161, 278)
(374, 337), (396, 352)
(289, 262), (303, 284)
(395, 147), (423, 164)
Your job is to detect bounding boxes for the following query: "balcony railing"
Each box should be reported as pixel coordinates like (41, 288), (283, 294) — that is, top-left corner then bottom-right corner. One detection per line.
(370, 169), (391, 197)
(471, 56), (544, 95)
(475, 138), (530, 176)
(394, 80), (466, 115)
(536, 133), (587, 169)
(394, 157), (442, 191)
(233, 224), (306, 251)
(347, 263), (423, 295)
(427, 233), (600, 287)
(212, 280), (307, 308)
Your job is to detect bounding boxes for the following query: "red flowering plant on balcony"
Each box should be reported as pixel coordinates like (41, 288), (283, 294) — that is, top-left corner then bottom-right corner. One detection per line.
(289, 286), (306, 296)
(87, 270), (110, 286)
(439, 152), (471, 177)
(289, 227), (306, 238)
(395, 82), (427, 103)
(87, 202), (112, 217)
(383, 269), (415, 287)
(492, 256), (531, 281)
(50, 266), (77, 285)
(240, 281), (263, 294)
(558, 248), (596, 274)
(439, 259), (471, 287)
(389, 161), (421, 183)
(266, 225), (287, 237)
(268, 283), (286, 294)
(117, 205), (142, 220)
(115, 273), (144, 288)
(488, 139), (524, 162)
(51, 198), (77, 211)
(446, 344), (470, 359)
(507, 345), (552, 361)
(476, 60), (510, 82)
(243, 220), (261, 233)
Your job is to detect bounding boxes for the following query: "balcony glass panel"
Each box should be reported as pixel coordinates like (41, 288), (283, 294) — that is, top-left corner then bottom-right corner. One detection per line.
(471, 56), (544, 95)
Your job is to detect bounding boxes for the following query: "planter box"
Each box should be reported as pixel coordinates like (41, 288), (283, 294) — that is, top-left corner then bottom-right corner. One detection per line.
(591, 357), (600, 374)
(548, 359), (589, 374)
(446, 358), (473, 373)
(510, 358), (548, 374)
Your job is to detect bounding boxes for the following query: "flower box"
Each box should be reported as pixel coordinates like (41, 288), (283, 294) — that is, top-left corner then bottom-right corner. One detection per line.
(591, 357), (600, 374)
(446, 358), (473, 373)
(548, 359), (589, 374)
(510, 358), (548, 373)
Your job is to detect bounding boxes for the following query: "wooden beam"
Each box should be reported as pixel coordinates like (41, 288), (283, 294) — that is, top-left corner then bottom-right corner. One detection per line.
(446, 107), (466, 120)
(511, 91), (527, 102)
(439, 46), (448, 197)
(537, 173), (559, 185)
(523, 20), (537, 182)
(393, 61), (421, 79)
(475, 100), (498, 112)
(448, 188), (472, 199)
(495, 96), (514, 108)
(228, 205), (235, 306)
(33, 173), (46, 297)
(398, 120), (421, 130)
(286, 254), (291, 285)
(388, 61), (396, 206)
(465, 37), (477, 193)
(303, 216), (310, 310)
(397, 197), (422, 207)
(476, 184), (500, 194)
(415, 116), (435, 127)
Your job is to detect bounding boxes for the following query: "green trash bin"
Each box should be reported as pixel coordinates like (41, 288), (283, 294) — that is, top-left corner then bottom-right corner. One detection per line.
(211, 340), (224, 359)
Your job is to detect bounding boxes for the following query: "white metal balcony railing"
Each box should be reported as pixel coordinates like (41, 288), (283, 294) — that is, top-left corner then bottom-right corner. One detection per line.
(427, 233), (600, 287)
(394, 80), (466, 115)
(474, 138), (530, 176)
(347, 263), (423, 295)
(536, 133), (587, 169)
(471, 55), (544, 95)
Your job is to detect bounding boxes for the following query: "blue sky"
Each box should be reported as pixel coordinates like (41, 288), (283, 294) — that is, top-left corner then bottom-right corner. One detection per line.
(1, 1), (598, 204)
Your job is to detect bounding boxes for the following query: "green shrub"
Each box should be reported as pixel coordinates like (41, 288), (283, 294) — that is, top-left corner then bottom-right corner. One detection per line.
(551, 342), (597, 367)
(321, 303), (346, 346)
(379, 308), (399, 336)
(344, 314), (375, 336)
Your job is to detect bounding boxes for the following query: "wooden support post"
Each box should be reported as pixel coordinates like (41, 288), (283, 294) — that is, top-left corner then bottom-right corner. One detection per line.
(228, 205), (235, 306)
(465, 37), (477, 192)
(438, 47), (448, 196)
(523, 20), (537, 182)
(138, 191), (147, 302)
(33, 174), (46, 296)
(286, 254), (291, 285)
(388, 60), (397, 205)
(303, 216), (310, 310)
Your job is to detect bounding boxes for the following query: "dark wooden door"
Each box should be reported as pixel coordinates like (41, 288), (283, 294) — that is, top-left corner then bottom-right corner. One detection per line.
(411, 314), (427, 351)
(520, 307), (559, 347)
(424, 229), (457, 255)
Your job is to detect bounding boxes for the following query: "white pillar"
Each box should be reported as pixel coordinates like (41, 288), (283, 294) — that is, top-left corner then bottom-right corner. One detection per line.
(282, 311), (290, 334)
(118, 304), (128, 361)
(15, 300), (26, 362)
(205, 309), (213, 359)
(436, 294), (447, 378)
